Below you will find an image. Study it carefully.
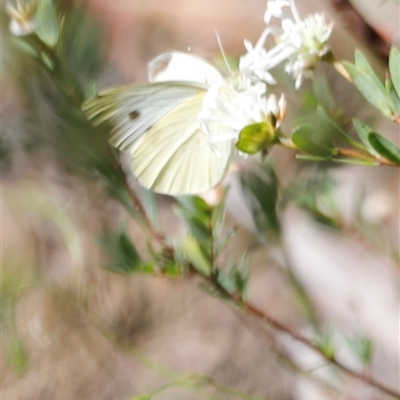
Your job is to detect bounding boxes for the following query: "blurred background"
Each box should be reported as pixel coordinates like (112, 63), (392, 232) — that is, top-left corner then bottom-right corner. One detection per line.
(1, 0), (399, 399)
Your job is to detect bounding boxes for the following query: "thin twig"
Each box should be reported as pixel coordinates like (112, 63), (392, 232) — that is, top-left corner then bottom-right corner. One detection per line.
(234, 311), (356, 400)
(201, 272), (400, 398)
(279, 137), (398, 167)
(336, 148), (397, 167)
(237, 298), (400, 399)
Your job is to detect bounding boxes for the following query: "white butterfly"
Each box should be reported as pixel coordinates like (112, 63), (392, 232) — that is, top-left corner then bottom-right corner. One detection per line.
(83, 52), (233, 196)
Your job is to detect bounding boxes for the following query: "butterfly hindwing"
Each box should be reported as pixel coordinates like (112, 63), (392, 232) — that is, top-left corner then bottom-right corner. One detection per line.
(130, 94), (232, 194)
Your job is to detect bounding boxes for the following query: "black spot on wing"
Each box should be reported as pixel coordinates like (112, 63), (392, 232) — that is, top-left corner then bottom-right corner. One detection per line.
(129, 110), (141, 120)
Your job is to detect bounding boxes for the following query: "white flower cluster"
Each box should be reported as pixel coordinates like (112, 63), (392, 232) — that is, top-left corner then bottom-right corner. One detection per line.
(6, 0), (38, 36)
(198, 75), (269, 143)
(199, 0), (333, 147)
(241, 0), (333, 89)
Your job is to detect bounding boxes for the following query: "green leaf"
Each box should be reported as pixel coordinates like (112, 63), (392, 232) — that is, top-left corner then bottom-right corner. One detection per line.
(312, 74), (336, 112)
(296, 154), (377, 165)
(368, 133), (400, 164)
(385, 77), (400, 116)
(97, 228), (143, 274)
(352, 119), (379, 154)
(240, 164), (281, 237)
(162, 262), (183, 276)
(214, 227), (236, 255)
(353, 120), (400, 164)
(215, 255), (251, 299)
(58, 6), (106, 83)
(174, 195), (214, 247)
(295, 154), (329, 161)
(236, 121), (276, 154)
(85, 80), (98, 101)
(291, 126), (337, 157)
(236, 253), (251, 301)
(36, 0), (59, 47)
(215, 268), (237, 295)
(210, 189), (227, 238)
(182, 236), (211, 276)
(343, 52), (393, 118)
(354, 50), (386, 93)
(174, 208), (211, 243)
(142, 188), (159, 229)
(316, 327), (336, 359)
(40, 50), (54, 70)
(12, 37), (39, 58)
(317, 106), (363, 149)
(345, 334), (373, 367)
(287, 171), (341, 229)
(389, 47), (400, 99)
(176, 196), (212, 220)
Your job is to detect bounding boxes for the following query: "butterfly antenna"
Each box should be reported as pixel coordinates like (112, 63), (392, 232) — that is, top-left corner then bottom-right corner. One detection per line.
(215, 30), (232, 74)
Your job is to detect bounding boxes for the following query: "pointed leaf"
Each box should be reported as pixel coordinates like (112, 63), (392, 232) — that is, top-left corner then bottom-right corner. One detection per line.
(296, 154), (377, 165)
(211, 189), (227, 238)
(36, 0), (59, 47)
(240, 164), (281, 236)
(352, 120), (377, 153)
(354, 50), (383, 89)
(312, 74), (335, 112)
(317, 106), (362, 149)
(316, 327), (336, 359)
(389, 47), (400, 99)
(174, 208), (211, 243)
(385, 77), (400, 116)
(345, 334), (374, 367)
(344, 52), (392, 118)
(12, 37), (39, 58)
(368, 133), (400, 164)
(142, 188), (159, 229)
(182, 236), (211, 276)
(176, 195), (212, 220)
(97, 229), (143, 274)
(292, 126), (337, 157)
(215, 269), (237, 295)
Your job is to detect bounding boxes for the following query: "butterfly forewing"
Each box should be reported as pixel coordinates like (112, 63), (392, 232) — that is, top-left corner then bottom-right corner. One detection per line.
(83, 81), (232, 195)
(82, 82), (208, 152)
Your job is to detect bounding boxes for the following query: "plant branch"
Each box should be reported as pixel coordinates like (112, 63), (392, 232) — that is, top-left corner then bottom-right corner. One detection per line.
(336, 147), (397, 167)
(278, 137), (398, 167)
(233, 311), (357, 400)
(232, 295), (400, 399)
